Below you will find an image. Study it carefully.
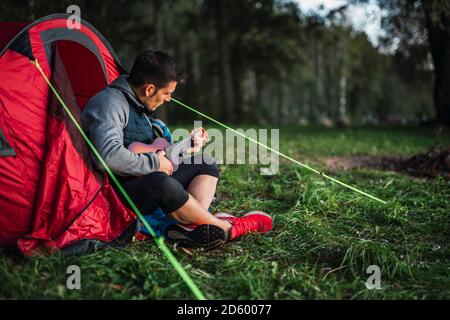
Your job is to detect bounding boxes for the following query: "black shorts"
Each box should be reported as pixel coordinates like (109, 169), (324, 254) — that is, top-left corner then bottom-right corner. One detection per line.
(113, 153), (219, 215)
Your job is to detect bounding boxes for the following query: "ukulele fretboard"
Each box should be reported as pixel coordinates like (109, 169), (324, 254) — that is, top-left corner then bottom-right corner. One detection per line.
(164, 136), (192, 160)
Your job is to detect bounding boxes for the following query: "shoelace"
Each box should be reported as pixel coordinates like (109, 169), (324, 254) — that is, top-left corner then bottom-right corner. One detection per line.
(230, 216), (263, 239)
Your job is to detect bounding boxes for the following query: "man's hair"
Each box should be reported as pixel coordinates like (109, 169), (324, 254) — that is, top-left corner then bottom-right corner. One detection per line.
(128, 50), (185, 89)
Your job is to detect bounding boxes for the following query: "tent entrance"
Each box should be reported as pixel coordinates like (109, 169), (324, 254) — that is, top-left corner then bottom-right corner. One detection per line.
(53, 40), (108, 110)
(0, 128), (15, 157)
(46, 40), (104, 182)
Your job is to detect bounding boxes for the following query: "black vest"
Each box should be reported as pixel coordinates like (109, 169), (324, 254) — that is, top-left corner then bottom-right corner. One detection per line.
(123, 105), (155, 148)
(109, 83), (155, 148)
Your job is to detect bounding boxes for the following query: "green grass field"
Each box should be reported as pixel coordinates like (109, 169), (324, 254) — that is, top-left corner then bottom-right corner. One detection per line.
(1, 126), (449, 299)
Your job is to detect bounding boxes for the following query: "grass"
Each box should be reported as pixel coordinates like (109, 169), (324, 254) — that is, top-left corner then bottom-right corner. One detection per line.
(0, 125), (449, 299)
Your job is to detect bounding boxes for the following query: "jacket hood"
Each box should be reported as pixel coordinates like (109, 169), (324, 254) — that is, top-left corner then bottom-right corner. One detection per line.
(108, 75), (152, 115)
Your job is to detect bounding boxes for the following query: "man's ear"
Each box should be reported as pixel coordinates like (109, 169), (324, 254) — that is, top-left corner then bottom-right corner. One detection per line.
(144, 84), (156, 97)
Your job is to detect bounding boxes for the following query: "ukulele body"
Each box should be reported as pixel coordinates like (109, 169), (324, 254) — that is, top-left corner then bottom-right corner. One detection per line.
(128, 138), (181, 172)
(128, 128), (206, 173)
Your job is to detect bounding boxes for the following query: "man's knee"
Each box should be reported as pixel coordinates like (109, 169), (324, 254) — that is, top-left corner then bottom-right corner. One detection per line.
(187, 153), (214, 165)
(199, 154), (219, 178)
(144, 172), (188, 208)
(157, 172), (186, 195)
(201, 153), (217, 166)
(139, 172), (183, 194)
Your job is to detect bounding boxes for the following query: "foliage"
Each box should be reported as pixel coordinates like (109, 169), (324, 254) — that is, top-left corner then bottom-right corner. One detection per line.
(1, 126), (449, 299)
(0, 0), (437, 124)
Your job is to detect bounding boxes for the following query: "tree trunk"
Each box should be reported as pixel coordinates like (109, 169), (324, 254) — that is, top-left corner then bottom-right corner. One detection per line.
(152, 0), (169, 123)
(313, 38), (319, 120)
(230, 49), (243, 123)
(422, 0), (450, 126)
(315, 39), (326, 119)
(325, 44), (333, 120)
(254, 71), (265, 124)
(277, 77), (284, 124)
(338, 39), (347, 117)
(214, 0), (233, 122)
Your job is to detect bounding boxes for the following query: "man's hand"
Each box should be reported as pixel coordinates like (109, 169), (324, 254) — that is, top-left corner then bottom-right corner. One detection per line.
(157, 150), (173, 175)
(186, 128), (209, 154)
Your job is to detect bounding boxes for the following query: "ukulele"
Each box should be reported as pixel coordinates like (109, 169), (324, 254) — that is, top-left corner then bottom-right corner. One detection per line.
(128, 127), (208, 172)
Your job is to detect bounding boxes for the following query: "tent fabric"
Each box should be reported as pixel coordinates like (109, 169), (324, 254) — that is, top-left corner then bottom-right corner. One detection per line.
(0, 14), (136, 255)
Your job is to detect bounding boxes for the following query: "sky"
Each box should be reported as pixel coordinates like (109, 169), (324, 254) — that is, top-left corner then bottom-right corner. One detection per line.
(295, 0), (384, 45)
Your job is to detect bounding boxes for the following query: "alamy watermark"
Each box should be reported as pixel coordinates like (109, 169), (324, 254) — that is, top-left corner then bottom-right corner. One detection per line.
(172, 121), (280, 175)
(66, 265), (81, 290)
(66, 5), (81, 30)
(365, 265), (381, 290)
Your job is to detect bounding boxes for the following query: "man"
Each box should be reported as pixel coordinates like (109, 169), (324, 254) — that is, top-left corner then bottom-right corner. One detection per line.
(81, 50), (272, 249)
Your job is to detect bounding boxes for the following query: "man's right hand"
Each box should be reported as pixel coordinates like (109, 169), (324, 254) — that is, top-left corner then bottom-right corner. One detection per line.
(157, 150), (173, 175)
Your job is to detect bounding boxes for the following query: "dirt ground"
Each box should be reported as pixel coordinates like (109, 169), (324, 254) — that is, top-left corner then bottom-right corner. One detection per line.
(323, 147), (450, 180)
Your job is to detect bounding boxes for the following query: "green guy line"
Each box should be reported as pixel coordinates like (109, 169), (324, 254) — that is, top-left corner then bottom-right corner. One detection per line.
(171, 97), (387, 205)
(31, 60), (206, 300)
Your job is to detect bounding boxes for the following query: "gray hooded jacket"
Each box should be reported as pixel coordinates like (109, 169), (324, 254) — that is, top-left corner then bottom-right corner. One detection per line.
(81, 75), (160, 176)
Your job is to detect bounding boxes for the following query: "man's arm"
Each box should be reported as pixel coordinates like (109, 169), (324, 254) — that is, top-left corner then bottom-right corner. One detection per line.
(81, 91), (160, 176)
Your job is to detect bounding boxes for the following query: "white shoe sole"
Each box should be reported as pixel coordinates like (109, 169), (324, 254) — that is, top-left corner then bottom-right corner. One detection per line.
(214, 211), (271, 219)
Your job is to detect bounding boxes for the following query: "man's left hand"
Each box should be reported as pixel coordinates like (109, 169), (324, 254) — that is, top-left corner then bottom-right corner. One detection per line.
(186, 128), (208, 154)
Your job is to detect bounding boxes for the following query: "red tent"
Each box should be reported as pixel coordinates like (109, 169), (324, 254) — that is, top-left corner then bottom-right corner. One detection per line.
(0, 14), (136, 255)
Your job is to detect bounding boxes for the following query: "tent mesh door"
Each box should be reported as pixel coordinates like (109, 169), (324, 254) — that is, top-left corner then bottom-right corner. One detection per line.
(0, 127), (15, 157)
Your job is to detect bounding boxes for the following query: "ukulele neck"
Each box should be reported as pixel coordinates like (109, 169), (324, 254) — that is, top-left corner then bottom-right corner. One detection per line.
(164, 135), (192, 158)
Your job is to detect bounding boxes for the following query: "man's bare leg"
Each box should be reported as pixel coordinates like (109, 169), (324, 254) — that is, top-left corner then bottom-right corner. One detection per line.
(187, 175), (218, 210)
(168, 194), (231, 232)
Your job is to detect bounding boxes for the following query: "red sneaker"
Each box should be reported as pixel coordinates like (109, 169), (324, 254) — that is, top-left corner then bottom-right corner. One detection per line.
(215, 211), (273, 240)
(134, 231), (152, 241)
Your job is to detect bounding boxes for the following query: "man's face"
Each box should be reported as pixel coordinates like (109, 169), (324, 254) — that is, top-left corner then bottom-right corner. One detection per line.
(141, 81), (177, 112)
